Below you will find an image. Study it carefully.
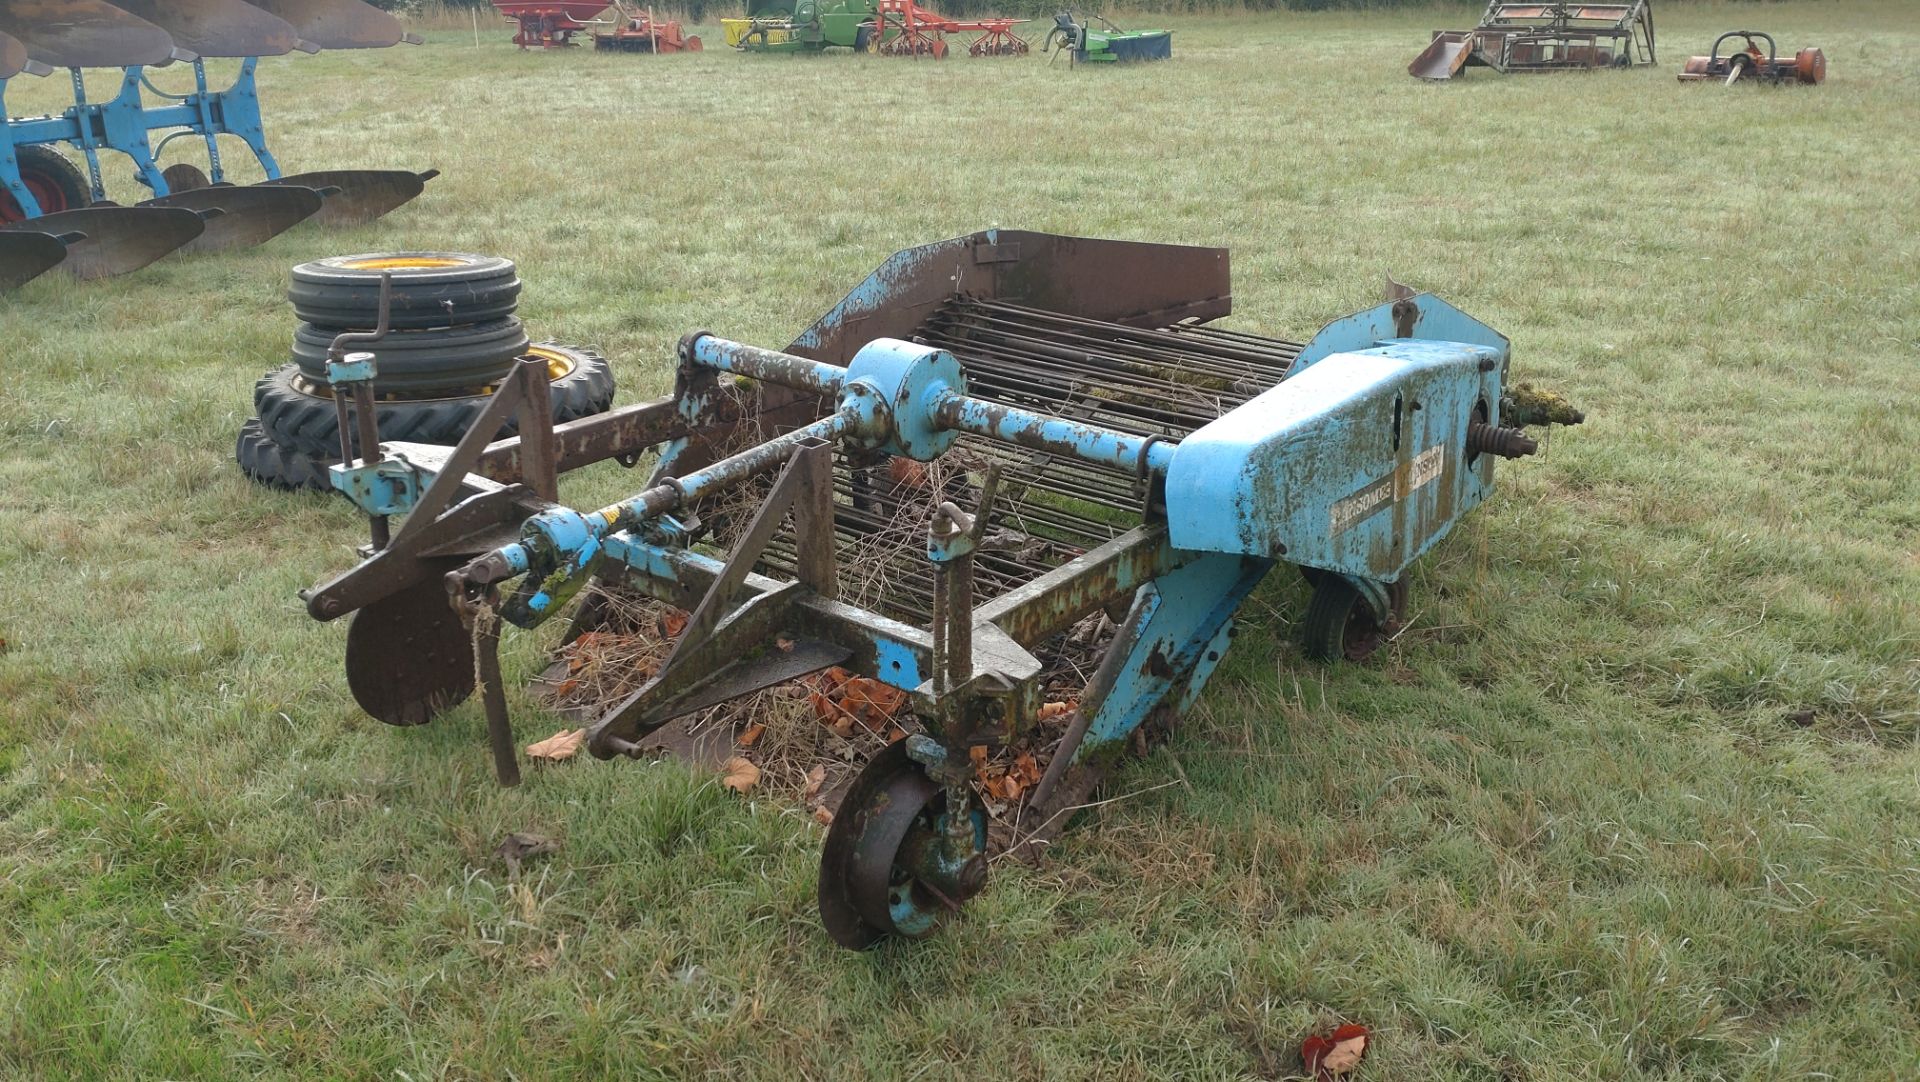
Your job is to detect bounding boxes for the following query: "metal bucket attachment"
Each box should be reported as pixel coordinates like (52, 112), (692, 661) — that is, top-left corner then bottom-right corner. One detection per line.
(241, 0), (407, 48)
(106, 0), (299, 57)
(1409, 31), (1470, 79)
(0, 227), (74, 290)
(141, 182), (321, 251)
(0, 0), (190, 67)
(0, 204), (204, 278)
(264, 168), (436, 226)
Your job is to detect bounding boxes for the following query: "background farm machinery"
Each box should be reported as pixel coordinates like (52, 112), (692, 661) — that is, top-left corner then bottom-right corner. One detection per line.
(491, 0), (700, 51)
(725, 0), (1026, 58)
(1044, 10), (1171, 65)
(0, 0), (434, 289)
(1678, 30), (1823, 86)
(300, 230), (1578, 949)
(1409, 0), (1655, 80)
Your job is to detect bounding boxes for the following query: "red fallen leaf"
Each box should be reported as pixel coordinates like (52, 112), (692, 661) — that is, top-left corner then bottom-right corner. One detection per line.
(552, 677), (580, 697)
(737, 722), (766, 748)
(1037, 700), (1075, 722)
(803, 765), (828, 802)
(660, 609), (689, 639)
(1302, 1024), (1370, 1080)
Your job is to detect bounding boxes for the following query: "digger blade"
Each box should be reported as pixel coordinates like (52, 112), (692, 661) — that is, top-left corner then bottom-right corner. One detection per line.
(105, 0), (300, 57)
(142, 182), (322, 252)
(0, 0), (188, 68)
(263, 168), (436, 227)
(239, 0), (406, 48)
(0, 205), (204, 279)
(0, 228), (74, 290)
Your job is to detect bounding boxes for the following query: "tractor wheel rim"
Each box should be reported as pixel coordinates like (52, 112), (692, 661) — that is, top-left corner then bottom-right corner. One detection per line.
(0, 172), (71, 224)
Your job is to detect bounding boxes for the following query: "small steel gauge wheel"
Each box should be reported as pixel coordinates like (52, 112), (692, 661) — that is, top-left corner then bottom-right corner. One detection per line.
(819, 741), (989, 949)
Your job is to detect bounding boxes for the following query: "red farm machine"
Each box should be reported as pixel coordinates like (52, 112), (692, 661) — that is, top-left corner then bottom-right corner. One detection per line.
(492, 0), (700, 51)
(1677, 30), (1823, 86)
(872, 0), (1026, 59)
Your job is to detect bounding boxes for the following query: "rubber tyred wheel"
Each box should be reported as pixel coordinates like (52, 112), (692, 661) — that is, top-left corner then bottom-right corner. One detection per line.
(234, 419), (337, 492)
(1299, 572), (1408, 663)
(0, 146), (92, 223)
(289, 317), (531, 391)
(255, 344), (616, 457)
(288, 252), (522, 330)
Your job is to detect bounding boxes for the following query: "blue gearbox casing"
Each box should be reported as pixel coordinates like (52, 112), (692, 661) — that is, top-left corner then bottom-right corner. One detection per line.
(1164, 339), (1506, 580)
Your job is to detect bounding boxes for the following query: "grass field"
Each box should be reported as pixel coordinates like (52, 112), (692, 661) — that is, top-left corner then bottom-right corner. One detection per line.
(3, 1), (1918, 1077)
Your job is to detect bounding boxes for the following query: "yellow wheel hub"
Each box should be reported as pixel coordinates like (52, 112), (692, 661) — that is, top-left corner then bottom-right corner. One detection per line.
(338, 255), (472, 271)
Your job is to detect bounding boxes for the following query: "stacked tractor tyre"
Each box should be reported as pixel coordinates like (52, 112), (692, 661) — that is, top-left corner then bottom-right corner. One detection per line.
(236, 253), (616, 491)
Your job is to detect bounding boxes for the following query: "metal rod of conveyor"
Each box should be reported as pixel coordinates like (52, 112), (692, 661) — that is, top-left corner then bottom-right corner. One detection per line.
(687, 335), (1182, 478)
(599, 410), (852, 526)
(688, 335), (849, 397)
(934, 393), (1178, 476)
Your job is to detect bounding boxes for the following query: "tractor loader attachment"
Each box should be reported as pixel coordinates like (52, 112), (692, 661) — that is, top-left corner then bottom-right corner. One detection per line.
(1411, 0), (1654, 79)
(0, 0), (431, 289)
(299, 231), (1582, 949)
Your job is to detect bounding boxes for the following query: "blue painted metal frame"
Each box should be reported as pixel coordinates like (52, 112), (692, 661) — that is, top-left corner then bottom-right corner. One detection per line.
(1072, 552), (1271, 760)
(1, 56), (279, 216)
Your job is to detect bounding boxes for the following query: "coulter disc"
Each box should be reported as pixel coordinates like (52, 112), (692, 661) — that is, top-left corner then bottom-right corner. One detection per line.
(345, 574), (476, 726)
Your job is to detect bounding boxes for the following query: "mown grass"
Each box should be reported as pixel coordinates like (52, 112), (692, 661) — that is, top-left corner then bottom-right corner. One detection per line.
(3, 1), (1917, 1078)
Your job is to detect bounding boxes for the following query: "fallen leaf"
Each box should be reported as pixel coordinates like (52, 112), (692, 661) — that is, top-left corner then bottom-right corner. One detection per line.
(526, 728), (586, 761)
(721, 757), (761, 793)
(1038, 700), (1075, 721)
(1302, 1023), (1370, 1080)
(737, 722), (766, 748)
(812, 805), (834, 826)
(887, 456), (929, 490)
(660, 609), (689, 639)
(1323, 1035), (1367, 1072)
(803, 765), (828, 802)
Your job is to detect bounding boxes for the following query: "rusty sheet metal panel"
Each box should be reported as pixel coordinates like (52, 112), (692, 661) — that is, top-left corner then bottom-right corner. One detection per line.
(786, 230), (1230, 366)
